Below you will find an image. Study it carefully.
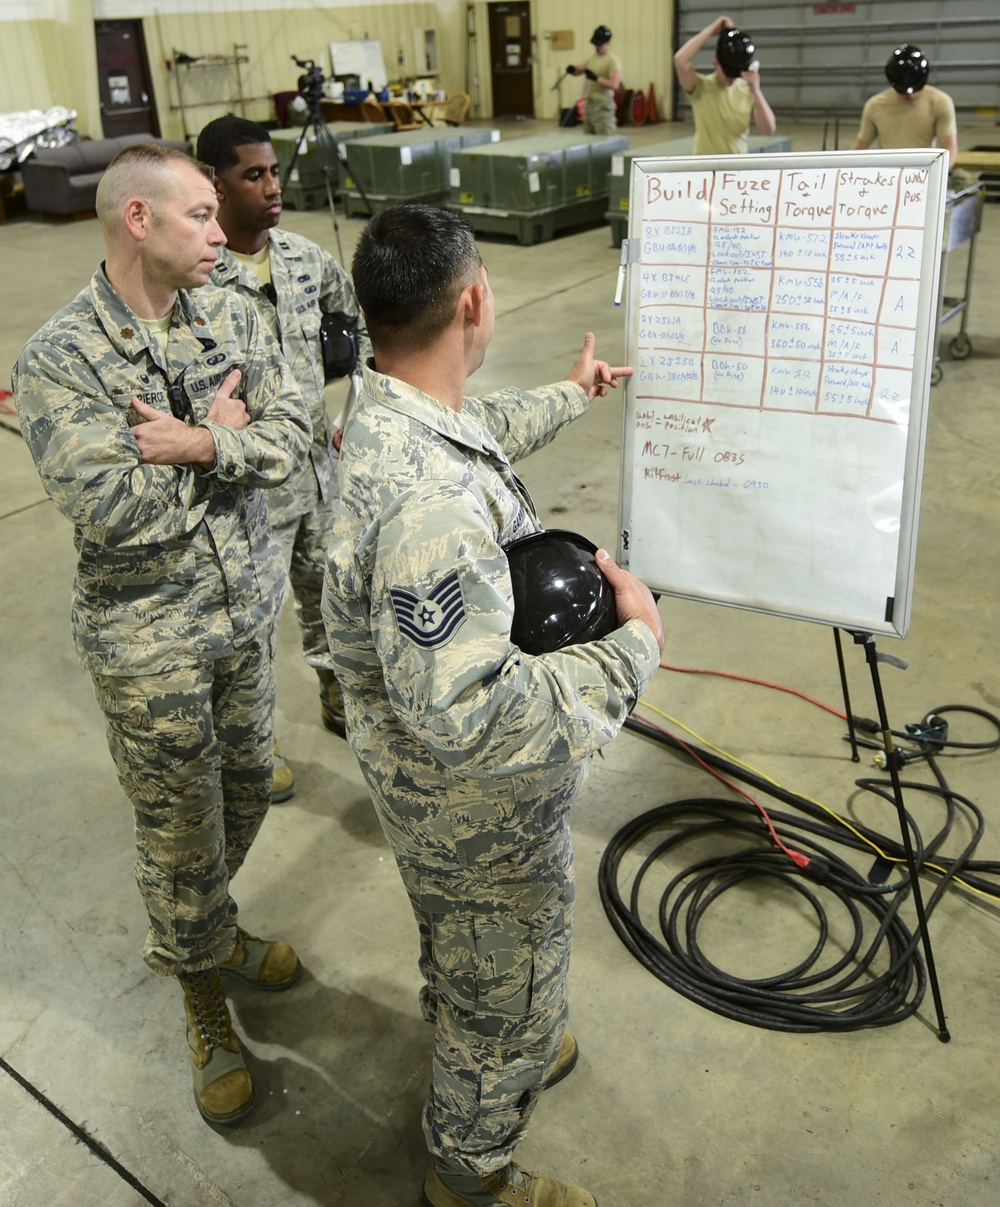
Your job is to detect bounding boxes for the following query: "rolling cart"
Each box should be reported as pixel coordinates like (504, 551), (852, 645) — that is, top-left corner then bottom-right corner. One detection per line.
(933, 182), (985, 385)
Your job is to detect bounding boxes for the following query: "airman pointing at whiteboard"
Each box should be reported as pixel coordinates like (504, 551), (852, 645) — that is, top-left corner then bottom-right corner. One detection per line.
(674, 15), (777, 156)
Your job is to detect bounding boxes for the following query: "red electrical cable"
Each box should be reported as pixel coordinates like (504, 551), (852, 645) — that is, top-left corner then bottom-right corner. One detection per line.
(633, 708), (811, 869)
(660, 662), (847, 719)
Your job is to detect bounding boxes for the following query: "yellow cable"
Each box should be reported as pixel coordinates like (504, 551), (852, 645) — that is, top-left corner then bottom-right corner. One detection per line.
(634, 700), (1000, 904)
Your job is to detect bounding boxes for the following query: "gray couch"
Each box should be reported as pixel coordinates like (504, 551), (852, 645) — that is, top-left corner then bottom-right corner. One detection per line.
(21, 135), (191, 216)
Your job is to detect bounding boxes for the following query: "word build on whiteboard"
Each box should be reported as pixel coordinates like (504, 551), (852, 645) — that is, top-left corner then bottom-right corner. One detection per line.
(620, 151), (948, 636)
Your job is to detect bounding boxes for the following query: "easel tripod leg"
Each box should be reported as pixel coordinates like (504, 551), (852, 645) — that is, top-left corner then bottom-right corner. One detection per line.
(854, 632), (950, 1042)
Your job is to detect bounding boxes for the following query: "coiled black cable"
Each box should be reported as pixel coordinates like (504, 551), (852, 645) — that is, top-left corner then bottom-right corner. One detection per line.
(599, 705), (1000, 1032)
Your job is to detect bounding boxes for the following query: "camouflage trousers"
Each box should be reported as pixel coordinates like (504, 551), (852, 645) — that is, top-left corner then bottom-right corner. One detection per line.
(397, 817), (575, 1176)
(90, 635), (275, 977)
(584, 94), (617, 135)
(272, 485), (338, 671)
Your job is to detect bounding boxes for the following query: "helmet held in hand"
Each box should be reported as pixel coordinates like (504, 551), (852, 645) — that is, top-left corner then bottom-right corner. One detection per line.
(504, 529), (619, 655)
(716, 28), (756, 80)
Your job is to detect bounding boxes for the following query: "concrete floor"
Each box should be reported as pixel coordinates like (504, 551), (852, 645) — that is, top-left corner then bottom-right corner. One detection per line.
(2, 117), (999, 1207)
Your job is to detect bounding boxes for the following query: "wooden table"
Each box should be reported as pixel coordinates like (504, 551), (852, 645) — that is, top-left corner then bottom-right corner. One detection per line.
(319, 101), (365, 123)
(319, 97), (446, 130)
(954, 150), (1000, 172)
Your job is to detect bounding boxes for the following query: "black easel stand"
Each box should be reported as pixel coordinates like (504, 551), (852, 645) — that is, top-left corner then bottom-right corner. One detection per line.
(835, 628), (950, 1042)
(282, 75), (375, 265)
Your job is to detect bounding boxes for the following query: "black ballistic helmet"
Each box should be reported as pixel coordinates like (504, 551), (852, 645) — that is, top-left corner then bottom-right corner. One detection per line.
(716, 28), (756, 79)
(504, 529), (619, 656)
(319, 311), (359, 381)
(591, 25), (612, 46)
(885, 44), (929, 95)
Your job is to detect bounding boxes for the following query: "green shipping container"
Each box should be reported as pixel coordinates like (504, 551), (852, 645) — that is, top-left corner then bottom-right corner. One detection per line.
(269, 123), (394, 208)
(448, 132), (628, 245)
(605, 134), (793, 243)
(339, 126), (502, 216)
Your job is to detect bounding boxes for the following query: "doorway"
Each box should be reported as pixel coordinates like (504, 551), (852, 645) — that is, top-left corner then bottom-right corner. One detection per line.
(95, 20), (160, 139)
(488, 2), (534, 118)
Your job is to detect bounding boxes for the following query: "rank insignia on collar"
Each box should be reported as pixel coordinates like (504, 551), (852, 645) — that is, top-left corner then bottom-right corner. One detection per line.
(389, 571), (466, 649)
(120, 327), (134, 339)
(194, 316), (207, 326)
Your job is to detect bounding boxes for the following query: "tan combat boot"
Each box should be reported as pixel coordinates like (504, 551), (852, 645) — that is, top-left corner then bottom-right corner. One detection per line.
(180, 968), (254, 1124)
(317, 668), (347, 738)
(422, 1158), (598, 1207)
(541, 1030), (578, 1090)
(271, 740), (295, 803)
(219, 927), (301, 991)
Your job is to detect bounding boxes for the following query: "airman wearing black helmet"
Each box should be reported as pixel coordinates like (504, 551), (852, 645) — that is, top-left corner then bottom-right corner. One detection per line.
(673, 13), (777, 155)
(851, 44), (957, 167)
(566, 24), (622, 134)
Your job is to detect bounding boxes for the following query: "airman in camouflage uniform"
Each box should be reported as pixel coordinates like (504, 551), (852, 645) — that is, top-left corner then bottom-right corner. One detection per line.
(13, 144), (312, 1126)
(198, 117), (373, 794)
(322, 204), (664, 1207)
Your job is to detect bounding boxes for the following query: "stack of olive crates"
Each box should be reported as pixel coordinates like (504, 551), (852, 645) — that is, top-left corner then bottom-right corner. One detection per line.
(604, 133), (793, 244)
(447, 132), (628, 245)
(270, 122), (393, 211)
(339, 126), (502, 217)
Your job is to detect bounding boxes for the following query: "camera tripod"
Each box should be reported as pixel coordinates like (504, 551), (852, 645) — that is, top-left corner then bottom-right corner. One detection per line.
(282, 55), (375, 263)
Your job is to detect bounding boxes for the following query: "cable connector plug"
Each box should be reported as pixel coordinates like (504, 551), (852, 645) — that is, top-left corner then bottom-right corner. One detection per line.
(851, 715), (881, 733)
(801, 856), (831, 882)
(906, 715), (949, 749)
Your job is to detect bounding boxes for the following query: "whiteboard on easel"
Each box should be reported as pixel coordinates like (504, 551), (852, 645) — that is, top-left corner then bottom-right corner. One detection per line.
(329, 40), (388, 90)
(618, 150), (949, 638)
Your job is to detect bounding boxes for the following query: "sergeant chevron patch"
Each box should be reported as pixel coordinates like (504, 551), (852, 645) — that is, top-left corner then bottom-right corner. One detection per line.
(389, 571), (467, 648)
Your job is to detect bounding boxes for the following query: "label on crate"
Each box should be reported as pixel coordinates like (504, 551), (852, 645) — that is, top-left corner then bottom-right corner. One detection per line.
(289, 169), (300, 183)
(400, 147), (413, 165)
(528, 172), (540, 193)
(450, 168), (461, 188)
(612, 155), (625, 177)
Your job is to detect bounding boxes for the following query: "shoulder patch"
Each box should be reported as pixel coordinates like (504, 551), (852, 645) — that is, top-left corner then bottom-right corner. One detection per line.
(389, 571), (466, 649)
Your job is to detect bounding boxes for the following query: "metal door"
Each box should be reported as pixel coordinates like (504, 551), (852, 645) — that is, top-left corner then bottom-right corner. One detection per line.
(488, 3), (534, 118)
(95, 20), (160, 138)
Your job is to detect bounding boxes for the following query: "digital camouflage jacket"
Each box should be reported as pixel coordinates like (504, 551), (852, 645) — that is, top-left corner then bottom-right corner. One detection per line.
(323, 365), (661, 869)
(14, 268), (311, 676)
(210, 228), (371, 524)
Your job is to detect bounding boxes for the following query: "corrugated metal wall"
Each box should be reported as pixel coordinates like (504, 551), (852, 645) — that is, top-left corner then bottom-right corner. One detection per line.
(675, 2), (1000, 125)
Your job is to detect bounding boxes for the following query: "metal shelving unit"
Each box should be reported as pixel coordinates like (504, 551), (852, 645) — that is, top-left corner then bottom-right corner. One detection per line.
(170, 43), (249, 141)
(933, 182), (986, 385)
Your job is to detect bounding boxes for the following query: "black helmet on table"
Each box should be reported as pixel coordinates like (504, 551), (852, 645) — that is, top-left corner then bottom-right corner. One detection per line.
(885, 44), (929, 95)
(716, 28), (756, 79)
(591, 25), (612, 46)
(503, 529), (619, 656)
